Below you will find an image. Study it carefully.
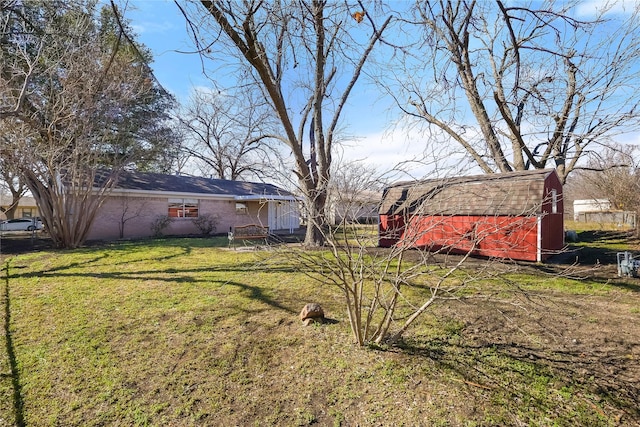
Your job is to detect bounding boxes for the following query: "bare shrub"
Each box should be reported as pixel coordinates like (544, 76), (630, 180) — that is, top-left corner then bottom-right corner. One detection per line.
(275, 169), (566, 347)
(150, 215), (173, 237)
(1, 3), (175, 248)
(192, 214), (219, 235)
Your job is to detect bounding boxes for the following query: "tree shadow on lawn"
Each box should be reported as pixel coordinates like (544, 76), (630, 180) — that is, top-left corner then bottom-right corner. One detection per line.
(1, 264), (25, 427)
(530, 257), (640, 293)
(395, 337), (640, 425)
(0, 233), (53, 257)
(0, 234), (222, 258)
(218, 280), (296, 314)
(7, 257), (299, 315)
(568, 229), (638, 265)
(9, 258), (308, 283)
(576, 230), (635, 244)
(0, 236), (196, 265)
(6, 237), (314, 286)
(522, 229), (640, 293)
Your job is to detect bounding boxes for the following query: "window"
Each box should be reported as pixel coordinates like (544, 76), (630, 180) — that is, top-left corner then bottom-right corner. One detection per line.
(236, 202), (247, 214)
(551, 189), (558, 214)
(168, 198), (199, 218)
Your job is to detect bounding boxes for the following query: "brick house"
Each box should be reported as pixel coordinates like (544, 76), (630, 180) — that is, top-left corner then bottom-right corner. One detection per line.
(87, 171), (300, 241)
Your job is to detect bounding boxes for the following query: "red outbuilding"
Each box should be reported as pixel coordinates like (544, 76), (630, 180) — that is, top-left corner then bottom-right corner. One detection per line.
(378, 169), (564, 262)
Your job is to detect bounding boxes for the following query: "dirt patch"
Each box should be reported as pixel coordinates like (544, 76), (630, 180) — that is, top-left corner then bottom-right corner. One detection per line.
(415, 284), (640, 424)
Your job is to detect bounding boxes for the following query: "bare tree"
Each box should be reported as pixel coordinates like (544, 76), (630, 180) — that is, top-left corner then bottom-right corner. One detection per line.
(0, 1), (175, 248)
(277, 168), (558, 346)
(383, 1), (640, 183)
(177, 87), (275, 180)
(0, 0), (41, 119)
(179, 1), (392, 245)
(578, 146), (638, 208)
(112, 195), (148, 239)
(0, 121), (28, 219)
(0, 169), (27, 220)
(327, 160), (385, 225)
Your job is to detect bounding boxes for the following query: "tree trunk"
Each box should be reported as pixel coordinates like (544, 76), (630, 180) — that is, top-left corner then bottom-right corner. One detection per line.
(304, 187), (327, 246)
(3, 193), (20, 220)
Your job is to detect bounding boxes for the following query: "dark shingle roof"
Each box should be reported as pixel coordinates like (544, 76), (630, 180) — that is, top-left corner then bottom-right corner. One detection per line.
(380, 169), (557, 216)
(107, 170), (292, 198)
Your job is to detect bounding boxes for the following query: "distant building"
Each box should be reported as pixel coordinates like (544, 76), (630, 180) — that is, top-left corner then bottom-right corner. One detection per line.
(326, 189), (380, 225)
(573, 199), (635, 227)
(573, 199), (611, 220)
(0, 195), (40, 220)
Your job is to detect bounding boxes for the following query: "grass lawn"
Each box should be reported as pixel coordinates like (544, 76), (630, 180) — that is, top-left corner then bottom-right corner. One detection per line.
(0, 235), (639, 426)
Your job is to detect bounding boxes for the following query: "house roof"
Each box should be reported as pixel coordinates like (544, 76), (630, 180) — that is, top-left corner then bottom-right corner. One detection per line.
(379, 169), (559, 216)
(104, 170), (295, 200)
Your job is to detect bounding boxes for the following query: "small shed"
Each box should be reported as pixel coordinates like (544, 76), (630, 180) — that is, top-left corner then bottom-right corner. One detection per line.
(378, 169), (564, 262)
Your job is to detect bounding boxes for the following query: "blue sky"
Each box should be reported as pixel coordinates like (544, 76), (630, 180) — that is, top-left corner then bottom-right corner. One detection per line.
(121, 1), (431, 179)
(121, 1), (640, 180)
(124, 1), (207, 101)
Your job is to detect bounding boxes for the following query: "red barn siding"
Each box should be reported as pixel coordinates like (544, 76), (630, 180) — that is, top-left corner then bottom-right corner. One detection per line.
(539, 172), (565, 259)
(378, 214), (405, 247)
(378, 170), (564, 262)
(380, 215), (541, 261)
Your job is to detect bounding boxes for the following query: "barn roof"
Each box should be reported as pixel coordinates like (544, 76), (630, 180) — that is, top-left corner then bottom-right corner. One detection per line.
(379, 169), (559, 216)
